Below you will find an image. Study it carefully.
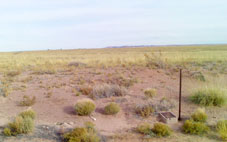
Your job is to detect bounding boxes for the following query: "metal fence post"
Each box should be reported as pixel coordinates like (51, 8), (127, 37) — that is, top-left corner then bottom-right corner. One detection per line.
(178, 68), (182, 121)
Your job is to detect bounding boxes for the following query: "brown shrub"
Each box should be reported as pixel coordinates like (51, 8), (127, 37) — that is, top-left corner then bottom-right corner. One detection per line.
(91, 84), (127, 99)
(19, 95), (36, 106)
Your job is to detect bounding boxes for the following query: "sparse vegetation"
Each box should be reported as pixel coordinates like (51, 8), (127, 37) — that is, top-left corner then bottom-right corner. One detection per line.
(19, 95), (36, 106)
(152, 123), (172, 137)
(144, 88), (157, 98)
(182, 120), (209, 135)
(190, 88), (226, 107)
(74, 99), (96, 116)
(1, 45), (227, 141)
(191, 108), (207, 123)
(104, 102), (120, 115)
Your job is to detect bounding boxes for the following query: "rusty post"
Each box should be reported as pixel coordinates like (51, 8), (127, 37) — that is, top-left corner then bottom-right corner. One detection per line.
(178, 68), (182, 121)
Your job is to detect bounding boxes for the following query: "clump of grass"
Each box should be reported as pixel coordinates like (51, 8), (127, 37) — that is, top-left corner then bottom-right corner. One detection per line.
(135, 104), (154, 118)
(144, 88), (157, 98)
(19, 109), (36, 120)
(19, 95), (36, 106)
(182, 120), (209, 135)
(63, 122), (100, 142)
(91, 84), (127, 99)
(190, 87), (226, 107)
(152, 123), (172, 137)
(191, 108), (207, 123)
(74, 99), (96, 116)
(137, 123), (152, 135)
(104, 102), (120, 115)
(216, 120), (227, 141)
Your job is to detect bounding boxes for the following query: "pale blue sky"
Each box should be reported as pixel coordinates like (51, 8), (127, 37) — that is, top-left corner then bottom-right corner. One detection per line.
(0, 0), (227, 51)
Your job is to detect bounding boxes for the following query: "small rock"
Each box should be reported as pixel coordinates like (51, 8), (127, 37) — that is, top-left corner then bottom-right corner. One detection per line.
(55, 122), (63, 125)
(62, 122), (73, 129)
(90, 116), (96, 121)
(55, 125), (65, 135)
(68, 122), (74, 125)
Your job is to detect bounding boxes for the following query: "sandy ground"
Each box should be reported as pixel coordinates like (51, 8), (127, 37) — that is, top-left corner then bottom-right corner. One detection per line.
(0, 67), (226, 142)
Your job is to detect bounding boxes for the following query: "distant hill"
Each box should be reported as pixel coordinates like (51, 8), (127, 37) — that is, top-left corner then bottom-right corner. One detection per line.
(105, 44), (227, 48)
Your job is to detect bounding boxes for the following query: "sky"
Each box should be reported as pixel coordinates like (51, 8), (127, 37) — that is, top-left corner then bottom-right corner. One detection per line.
(0, 0), (227, 52)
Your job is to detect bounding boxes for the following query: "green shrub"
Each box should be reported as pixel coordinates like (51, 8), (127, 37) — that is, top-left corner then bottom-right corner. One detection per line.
(20, 95), (36, 106)
(137, 123), (152, 135)
(190, 88), (226, 107)
(74, 99), (96, 116)
(144, 88), (157, 98)
(19, 109), (36, 120)
(8, 116), (34, 135)
(217, 120), (227, 141)
(191, 108), (207, 123)
(152, 123), (172, 137)
(182, 120), (209, 135)
(63, 126), (100, 142)
(3, 128), (12, 136)
(64, 128), (87, 142)
(104, 102), (120, 115)
(136, 104), (154, 118)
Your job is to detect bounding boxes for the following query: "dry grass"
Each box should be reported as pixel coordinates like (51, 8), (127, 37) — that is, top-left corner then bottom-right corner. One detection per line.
(1, 45), (227, 74)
